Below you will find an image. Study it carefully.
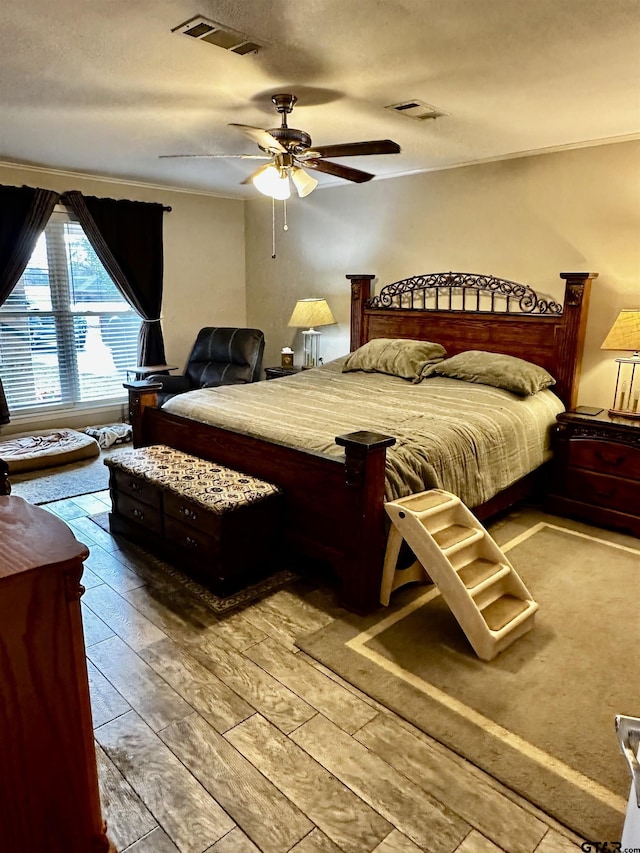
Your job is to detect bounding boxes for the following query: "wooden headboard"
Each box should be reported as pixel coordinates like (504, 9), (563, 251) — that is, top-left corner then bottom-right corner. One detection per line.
(348, 271), (596, 410)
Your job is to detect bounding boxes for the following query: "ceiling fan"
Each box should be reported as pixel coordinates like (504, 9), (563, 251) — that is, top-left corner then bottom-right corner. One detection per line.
(160, 93), (401, 199)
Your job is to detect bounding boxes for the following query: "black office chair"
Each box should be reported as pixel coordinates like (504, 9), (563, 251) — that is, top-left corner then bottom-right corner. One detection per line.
(146, 327), (265, 406)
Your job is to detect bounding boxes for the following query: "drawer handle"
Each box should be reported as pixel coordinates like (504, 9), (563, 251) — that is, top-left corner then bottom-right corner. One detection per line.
(184, 536), (199, 549)
(594, 486), (618, 500)
(180, 505), (197, 520)
(129, 481), (142, 493)
(594, 449), (626, 467)
(132, 507), (144, 519)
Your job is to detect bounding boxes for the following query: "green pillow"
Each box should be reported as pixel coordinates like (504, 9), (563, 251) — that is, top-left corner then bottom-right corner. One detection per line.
(425, 350), (556, 396)
(342, 338), (447, 383)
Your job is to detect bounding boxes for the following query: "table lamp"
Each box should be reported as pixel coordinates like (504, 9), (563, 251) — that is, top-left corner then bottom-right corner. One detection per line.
(600, 309), (640, 418)
(287, 298), (336, 367)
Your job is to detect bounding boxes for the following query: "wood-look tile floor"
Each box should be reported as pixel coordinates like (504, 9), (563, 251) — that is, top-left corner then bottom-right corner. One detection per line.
(44, 491), (587, 853)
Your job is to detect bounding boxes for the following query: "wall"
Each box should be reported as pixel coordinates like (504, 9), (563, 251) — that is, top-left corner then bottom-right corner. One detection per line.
(0, 163), (245, 434)
(245, 140), (640, 408)
(1, 141), (637, 435)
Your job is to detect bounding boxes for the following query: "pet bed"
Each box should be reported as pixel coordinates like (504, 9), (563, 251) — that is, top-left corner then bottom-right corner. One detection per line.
(0, 428), (100, 474)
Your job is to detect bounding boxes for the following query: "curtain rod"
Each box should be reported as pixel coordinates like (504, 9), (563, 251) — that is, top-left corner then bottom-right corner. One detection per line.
(163, 205), (172, 212)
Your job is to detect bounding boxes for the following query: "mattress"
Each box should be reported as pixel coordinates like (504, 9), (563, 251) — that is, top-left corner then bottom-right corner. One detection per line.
(162, 356), (564, 507)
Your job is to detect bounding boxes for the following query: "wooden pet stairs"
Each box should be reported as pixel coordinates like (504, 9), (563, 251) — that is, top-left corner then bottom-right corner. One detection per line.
(381, 489), (538, 661)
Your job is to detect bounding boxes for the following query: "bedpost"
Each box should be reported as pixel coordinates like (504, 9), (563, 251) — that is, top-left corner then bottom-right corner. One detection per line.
(124, 381), (162, 448)
(557, 272), (598, 410)
(335, 430), (395, 613)
(347, 274), (375, 351)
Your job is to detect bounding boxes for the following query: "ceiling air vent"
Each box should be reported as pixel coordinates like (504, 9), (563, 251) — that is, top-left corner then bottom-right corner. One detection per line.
(385, 100), (448, 121)
(172, 16), (261, 55)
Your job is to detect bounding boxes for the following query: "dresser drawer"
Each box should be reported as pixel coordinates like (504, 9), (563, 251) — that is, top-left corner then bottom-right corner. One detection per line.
(567, 439), (640, 480)
(111, 469), (162, 509)
(114, 492), (163, 534)
(563, 467), (638, 515)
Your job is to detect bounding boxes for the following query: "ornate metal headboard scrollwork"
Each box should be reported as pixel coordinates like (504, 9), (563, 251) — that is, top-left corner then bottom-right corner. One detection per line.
(366, 272), (563, 315)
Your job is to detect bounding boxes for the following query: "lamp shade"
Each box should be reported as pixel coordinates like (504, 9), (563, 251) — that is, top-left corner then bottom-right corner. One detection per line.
(252, 164), (291, 200)
(291, 167), (318, 198)
(601, 310), (640, 353)
(288, 298), (336, 329)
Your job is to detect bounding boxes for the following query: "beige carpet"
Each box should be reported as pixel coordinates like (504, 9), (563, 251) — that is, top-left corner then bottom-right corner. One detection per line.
(298, 508), (639, 841)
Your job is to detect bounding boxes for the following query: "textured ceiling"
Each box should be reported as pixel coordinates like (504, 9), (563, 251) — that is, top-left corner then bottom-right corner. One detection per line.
(1, 0), (639, 198)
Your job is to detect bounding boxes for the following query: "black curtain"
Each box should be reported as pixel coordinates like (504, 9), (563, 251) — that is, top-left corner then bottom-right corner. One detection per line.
(0, 378), (9, 426)
(0, 184), (60, 425)
(63, 190), (167, 366)
(0, 184), (60, 306)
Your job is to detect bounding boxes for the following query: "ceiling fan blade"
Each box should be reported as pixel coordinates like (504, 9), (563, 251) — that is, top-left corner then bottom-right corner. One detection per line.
(229, 123), (287, 154)
(159, 153), (271, 159)
(304, 159), (374, 183)
(309, 140), (400, 159)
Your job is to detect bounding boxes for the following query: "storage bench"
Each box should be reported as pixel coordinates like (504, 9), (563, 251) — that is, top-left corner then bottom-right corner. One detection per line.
(105, 444), (283, 596)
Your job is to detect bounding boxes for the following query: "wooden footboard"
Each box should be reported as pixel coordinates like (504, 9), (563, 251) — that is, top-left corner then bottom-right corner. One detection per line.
(126, 381), (395, 613)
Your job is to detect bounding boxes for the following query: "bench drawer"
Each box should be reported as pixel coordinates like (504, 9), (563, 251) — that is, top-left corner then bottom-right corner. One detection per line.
(111, 469), (162, 509)
(164, 514), (219, 558)
(114, 492), (163, 535)
(164, 490), (222, 531)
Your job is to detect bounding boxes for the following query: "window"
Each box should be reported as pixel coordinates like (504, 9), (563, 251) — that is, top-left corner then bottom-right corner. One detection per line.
(0, 208), (141, 415)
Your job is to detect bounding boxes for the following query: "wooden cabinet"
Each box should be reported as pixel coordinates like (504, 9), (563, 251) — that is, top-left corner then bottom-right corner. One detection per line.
(547, 410), (640, 536)
(0, 496), (115, 853)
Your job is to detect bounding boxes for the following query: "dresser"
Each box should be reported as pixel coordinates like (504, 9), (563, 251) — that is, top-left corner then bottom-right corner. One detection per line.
(0, 496), (115, 852)
(547, 410), (640, 537)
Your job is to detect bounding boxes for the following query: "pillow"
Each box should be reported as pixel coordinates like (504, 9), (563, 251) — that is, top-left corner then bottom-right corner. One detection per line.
(425, 350), (556, 396)
(342, 338), (447, 383)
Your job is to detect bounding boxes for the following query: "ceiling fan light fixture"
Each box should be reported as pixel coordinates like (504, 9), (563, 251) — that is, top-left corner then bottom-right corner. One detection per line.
(252, 164), (291, 200)
(291, 167), (318, 198)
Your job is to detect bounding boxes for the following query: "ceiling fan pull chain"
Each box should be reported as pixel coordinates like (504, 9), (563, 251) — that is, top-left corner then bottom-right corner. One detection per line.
(283, 198), (288, 232)
(271, 197), (276, 259)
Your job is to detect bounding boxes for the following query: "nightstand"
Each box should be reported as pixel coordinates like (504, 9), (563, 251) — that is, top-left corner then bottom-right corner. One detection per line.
(264, 366), (303, 380)
(546, 409), (640, 536)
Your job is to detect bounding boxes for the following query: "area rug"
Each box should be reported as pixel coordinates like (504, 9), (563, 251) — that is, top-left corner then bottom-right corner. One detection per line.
(89, 511), (299, 615)
(298, 511), (640, 841)
(8, 445), (122, 504)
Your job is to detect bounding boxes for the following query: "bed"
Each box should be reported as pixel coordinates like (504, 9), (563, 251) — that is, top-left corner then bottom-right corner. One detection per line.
(126, 270), (596, 613)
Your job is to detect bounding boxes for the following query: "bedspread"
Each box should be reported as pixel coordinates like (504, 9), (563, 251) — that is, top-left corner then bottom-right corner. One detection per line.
(162, 356), (564, 507)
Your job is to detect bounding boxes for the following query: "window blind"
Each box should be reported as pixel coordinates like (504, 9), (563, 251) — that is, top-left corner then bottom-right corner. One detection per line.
(0, 208), (142, 415)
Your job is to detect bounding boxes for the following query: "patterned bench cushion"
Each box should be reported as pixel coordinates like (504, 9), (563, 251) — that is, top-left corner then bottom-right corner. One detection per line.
(105, 444), (281, 514)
